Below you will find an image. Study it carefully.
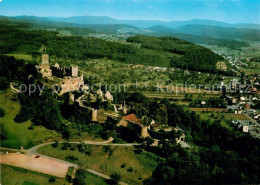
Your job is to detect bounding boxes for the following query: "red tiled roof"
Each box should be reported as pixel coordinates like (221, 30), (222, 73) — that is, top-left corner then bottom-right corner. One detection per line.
(124, 113), (142, 125)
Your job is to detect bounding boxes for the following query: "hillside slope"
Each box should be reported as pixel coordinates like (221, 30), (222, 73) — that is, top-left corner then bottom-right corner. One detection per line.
(1, 21), (224, 71)
(127, 35), (224, 72)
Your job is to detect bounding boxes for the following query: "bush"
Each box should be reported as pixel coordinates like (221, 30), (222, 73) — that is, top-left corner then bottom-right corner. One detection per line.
(61, 142), (70, 150)
(52, 141), (58, 148)
(0, 124), (8, 140)
(74, 169), (87, 185)
(109, 173), (121, 184)
(0, 108), (5, 117)
(49, 177), (56, 182)
(127, 167), (133, 172)
(70, 144), (77, 151)
(0, 77), (9, 90)
(65, 155), (78, 162)
(121, 163), (126, 168)
(28, 123), (35, 130)
(66, 166), (75, 183)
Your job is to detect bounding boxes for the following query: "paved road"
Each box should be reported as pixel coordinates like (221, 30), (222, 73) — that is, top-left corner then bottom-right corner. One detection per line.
(28, 140), (140, 155)
(1, 139), (138, 185)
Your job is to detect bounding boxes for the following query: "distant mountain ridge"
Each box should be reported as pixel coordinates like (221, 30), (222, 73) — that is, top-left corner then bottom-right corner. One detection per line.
(2, 15), (260, 30)
(0, 15), (258, 47)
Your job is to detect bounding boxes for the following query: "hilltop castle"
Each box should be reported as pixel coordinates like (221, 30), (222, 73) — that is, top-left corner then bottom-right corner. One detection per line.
(37, 53), (85, 95)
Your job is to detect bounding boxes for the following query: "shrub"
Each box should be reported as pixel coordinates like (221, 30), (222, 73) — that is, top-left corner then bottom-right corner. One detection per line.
(61, 142), (70, 150)
(28, 123), (35, 130)
(65, 155), (78, 162)
(0, 124), (8, 140)
(121, 163), (126, 168)
(70, 144), (77, 151)
(127, 167), (133, 172)
(110, 173), (121, 184)
(0, 108), (5, 117)
(52, 141), (58, 148)
(49, 177), (56, 182)
(66, 166), (75, 183)
(74, 169), (87, 185)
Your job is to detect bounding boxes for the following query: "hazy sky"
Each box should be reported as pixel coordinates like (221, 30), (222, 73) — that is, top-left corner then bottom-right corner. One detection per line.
(0, 0), (259, 23)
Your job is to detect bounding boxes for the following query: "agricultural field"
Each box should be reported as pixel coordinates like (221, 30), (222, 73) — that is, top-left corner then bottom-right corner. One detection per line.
(0, 89), (60, 149)
(1, 164), (67, 185)
(37, 144), (164, 185)
(240, 61), (260, 74)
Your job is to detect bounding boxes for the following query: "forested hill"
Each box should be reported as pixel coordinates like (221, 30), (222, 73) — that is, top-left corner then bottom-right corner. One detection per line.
(127, 35), (224, 72)
(1, 22), (224, 72)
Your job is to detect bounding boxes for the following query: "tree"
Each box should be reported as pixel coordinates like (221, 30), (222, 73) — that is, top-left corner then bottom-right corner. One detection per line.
(110, 173), (121, 184)
(0, 108), (5, 117)
(49, 177), (56, 182)
(74, 169), (87, 185)
(0, 77), (9, 90)
(0, 124), (8, 140)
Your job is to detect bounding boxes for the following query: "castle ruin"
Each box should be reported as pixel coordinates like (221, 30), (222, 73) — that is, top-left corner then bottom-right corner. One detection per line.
(37, 52), (85, 95)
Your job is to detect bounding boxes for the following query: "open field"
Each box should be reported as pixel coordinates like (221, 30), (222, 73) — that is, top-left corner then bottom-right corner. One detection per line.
(1, 164), (68, 185)
(0, 153), (72, 178)
(37, 144), (164, 185)
(6, 53), (33, 61)
(142, 91), (220, 99)
(190, 108), (227, 112)
(0, 89), (60, 149)
(83, 171), (108, 185)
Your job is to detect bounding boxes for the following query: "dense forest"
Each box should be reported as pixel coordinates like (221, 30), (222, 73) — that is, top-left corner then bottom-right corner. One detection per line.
(1, 21), (225, 71)
(127, 35), (224, 72)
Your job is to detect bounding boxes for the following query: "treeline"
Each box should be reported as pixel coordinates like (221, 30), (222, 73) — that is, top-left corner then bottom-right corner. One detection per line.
(127, 35), (225, 72)
(1, 22), (226, 70)
(0, 55), (39, 90)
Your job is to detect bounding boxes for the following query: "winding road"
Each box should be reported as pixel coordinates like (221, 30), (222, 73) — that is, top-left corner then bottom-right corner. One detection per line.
(1, 138), (139, 185)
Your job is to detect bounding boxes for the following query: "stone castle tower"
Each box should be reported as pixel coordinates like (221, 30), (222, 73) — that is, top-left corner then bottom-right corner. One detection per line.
(71, 66), (78, 77)
(39, 54), (52, 77)
(41, 54), (49, 65)
(141, 126), (150, 138)
(92, 109), (98, 122)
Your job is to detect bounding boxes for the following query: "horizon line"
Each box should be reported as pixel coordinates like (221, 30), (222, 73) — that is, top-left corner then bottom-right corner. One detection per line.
(1, 14), (259, 25)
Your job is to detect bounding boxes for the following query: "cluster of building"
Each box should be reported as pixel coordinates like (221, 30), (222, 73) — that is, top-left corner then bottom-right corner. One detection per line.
(231, 120), (260, 138)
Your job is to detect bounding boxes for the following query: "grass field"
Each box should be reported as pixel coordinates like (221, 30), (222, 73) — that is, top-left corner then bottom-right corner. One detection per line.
(37, 144), (164, 185)
(142, 91), (220, 100)
(195, 111), (250, 130)
(84, 171), (108, 185)
(6, 53), (33, 61)
(0, 89), (60, 149)
(190, 108), (227, 112)
(1, 164), (68, 185)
